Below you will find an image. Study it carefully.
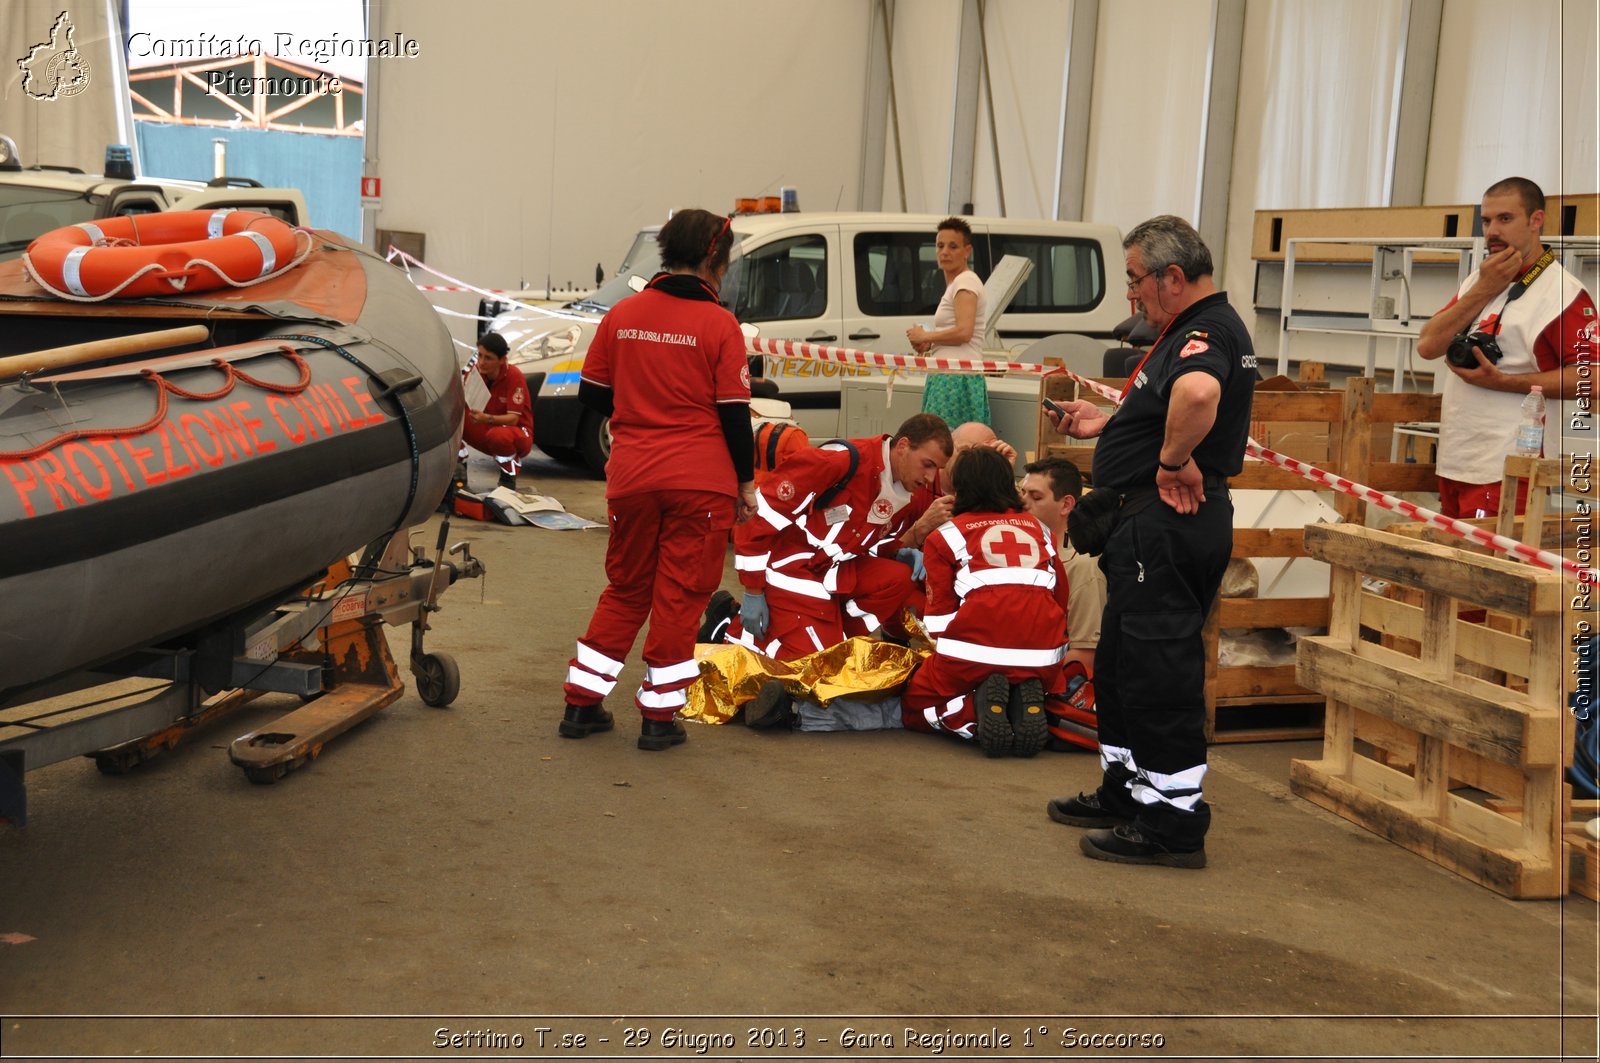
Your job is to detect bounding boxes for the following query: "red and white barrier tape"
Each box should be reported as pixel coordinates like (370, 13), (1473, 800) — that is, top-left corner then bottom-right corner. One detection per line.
(744, 335), (1595, 585)
(384, 247), (593, 325)
(746, 336), (1059, 377)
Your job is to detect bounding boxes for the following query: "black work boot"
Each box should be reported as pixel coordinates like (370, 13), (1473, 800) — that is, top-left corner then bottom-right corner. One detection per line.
(1008, 677), (1047, 758)
(497, 470), (517, 491)
(697, 590), (739, 644)
(745, 681), (795, 730)
(1080, 824), (1206, 869)
(638, 717), (688, 751)
(1046, 790), (1133, 828)
(558, 703), (614, 739)
(974, 673), (1013, 757)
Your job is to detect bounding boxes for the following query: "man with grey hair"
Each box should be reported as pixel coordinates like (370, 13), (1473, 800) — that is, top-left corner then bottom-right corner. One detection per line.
(1040, 215), (1255, 868)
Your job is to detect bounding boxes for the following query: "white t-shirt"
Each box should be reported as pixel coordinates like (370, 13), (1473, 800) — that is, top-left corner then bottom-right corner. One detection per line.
(930, 269), (989, 361)
(1437, 259), (1592, 484)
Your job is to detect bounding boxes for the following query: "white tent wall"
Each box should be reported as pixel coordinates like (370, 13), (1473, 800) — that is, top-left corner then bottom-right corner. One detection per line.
(874, 0), (961, 212)
(1425, 0), (1599, 202)
(1, 0), (139, 172)
(970, 0), (1077, 220)
(365, 0), (1594, 309)
(1081, 1), (1210, 240)
(369, 0), (871, 294)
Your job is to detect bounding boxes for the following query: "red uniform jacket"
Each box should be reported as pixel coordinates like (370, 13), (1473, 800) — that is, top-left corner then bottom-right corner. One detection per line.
(735, 436), (929, 602)
(484, 362), (535, 453)
(922, 511), (1069, 669)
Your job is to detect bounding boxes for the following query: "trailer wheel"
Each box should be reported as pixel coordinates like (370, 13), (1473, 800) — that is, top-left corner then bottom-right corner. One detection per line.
(578, 410), (611, 479)
(414, 652), (460, 707)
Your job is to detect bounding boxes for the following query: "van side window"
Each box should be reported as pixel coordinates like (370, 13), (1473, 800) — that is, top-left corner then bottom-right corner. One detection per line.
(986, 235), (1105, 313)
(853, 232), (943, 316)
(727, 234), (828, 323)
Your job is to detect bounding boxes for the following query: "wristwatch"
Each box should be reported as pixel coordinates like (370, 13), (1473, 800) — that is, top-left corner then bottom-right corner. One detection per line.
(1158, 456), (1190, 472)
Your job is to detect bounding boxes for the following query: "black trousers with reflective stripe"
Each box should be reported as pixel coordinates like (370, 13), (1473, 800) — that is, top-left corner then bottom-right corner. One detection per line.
(1093, 491), (1233, 847)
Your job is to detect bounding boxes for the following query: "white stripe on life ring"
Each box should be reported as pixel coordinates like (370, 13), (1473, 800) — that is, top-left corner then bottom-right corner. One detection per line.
(62, 246), (94, 297)
(76, 222), (106, 245)
(207, 209), (236, 239)
(239, 230), (276, 277)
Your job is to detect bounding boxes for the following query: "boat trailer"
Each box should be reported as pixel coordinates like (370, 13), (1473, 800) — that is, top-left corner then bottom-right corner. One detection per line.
(0, 521), (483, 824)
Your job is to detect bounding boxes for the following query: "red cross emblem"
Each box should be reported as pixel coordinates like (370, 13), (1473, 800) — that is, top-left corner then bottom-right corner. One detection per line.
(870, 497), (895, 522)
(776, 480), (795, 502)
(979, 524), (1039, 568)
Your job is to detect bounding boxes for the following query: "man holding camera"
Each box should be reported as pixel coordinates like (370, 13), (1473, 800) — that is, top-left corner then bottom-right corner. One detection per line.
(1418, 177), (1595, 518)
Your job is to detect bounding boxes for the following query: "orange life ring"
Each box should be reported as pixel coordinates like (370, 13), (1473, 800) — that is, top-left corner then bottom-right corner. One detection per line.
(22, 209), (302, 301)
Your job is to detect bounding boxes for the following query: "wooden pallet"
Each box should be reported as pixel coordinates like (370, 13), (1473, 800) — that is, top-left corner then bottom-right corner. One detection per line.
(1041, 374), (1443, 743)
(1289, 523), (1571, 899)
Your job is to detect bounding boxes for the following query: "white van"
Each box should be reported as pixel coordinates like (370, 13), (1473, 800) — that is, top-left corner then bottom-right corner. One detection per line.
(488, 211), (1125, 476)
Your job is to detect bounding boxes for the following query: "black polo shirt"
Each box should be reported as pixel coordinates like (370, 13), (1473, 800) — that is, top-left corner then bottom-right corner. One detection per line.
(1090, 291), (1256, 490)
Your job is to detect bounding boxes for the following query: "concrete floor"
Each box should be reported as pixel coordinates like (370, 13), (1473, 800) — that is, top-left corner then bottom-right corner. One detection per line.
(1, 454), (1596, 1062)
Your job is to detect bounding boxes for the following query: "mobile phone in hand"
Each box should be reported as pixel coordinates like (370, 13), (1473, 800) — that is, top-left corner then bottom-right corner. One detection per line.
(1041, 398), (1067, 418)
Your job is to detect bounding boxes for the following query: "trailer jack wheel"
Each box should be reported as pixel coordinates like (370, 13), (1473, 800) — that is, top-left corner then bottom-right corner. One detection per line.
(413, 652), (460, 708)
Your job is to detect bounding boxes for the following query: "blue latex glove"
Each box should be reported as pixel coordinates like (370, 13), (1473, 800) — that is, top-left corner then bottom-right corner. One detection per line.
(740, 591), (770, 638)
(895, 547), (925, 582)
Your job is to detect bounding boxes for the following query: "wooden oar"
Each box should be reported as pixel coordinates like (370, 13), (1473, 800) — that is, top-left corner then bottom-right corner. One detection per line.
(0, 324), (210, 379)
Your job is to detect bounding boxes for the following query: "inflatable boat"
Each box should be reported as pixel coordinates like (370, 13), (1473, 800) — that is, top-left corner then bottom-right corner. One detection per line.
(0, 227), (463, 700)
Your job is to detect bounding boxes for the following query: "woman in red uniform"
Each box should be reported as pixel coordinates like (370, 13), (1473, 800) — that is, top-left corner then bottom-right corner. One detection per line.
(903, 446), (1069, 758)
(560, 209), (759, 751)
(460, 331), (535, 489)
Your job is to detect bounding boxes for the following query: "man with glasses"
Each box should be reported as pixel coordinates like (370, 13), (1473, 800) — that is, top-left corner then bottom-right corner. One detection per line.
(1039, 216), (1255, 869)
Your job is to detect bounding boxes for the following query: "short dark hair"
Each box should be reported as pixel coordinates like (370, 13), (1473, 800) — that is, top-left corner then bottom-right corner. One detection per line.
(478, 331), (509, 358)
(1022, 457), (1084, 501)
(1484, 176), (1546, 217)
(936, 216), (973, 245)
(892, 413), (954, 457)
(951, 445), (1022, 515)
(658, 208), (734, 272)
(1124, 215), (1212, 282)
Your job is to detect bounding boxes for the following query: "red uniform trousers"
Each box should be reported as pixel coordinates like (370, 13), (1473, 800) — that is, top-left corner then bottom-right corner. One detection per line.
(462, 421), (533, 474)
(732, 555), (922, 661)
(902, 653), (1066, 740)
(564, 489), (733, 719)
(1438, 475), (1530, 520)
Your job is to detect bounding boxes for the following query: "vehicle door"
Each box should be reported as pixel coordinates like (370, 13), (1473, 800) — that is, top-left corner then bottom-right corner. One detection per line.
(841, 219), (951, 364)
(979, 223), (1120, 341)
(722, 223), (841, 406)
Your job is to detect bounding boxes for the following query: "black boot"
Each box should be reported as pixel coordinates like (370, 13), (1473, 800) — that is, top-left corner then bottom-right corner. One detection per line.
(496, 470), (517, 491)
(697, 590), (739, 644)
(1008, 677), (1047, 758)
(638, 717), (687, 751)
(744, 680), (795, 730)
(974, 673), (1013, 757)
(559, 703), (614, 739)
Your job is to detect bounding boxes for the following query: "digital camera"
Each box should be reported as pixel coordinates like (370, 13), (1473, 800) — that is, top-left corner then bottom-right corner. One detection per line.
(1445, 331), (1503, 370)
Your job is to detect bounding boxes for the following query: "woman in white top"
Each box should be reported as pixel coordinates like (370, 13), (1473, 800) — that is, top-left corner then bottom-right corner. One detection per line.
(907, 216), (991, 425)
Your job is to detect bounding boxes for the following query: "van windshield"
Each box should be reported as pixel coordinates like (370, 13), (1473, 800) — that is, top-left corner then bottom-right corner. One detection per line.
(573, 229), (663, 312)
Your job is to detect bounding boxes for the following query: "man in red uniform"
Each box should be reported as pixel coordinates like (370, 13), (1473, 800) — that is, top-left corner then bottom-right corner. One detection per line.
(726, 413), (952, 661)
(460, 331), (535, 489)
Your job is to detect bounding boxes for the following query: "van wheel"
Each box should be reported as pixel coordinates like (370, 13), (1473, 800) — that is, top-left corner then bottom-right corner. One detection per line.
(578, 411), (611, 478)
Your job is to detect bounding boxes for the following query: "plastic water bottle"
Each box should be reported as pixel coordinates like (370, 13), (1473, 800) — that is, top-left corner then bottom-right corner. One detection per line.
(1513, 386), (1546, 457)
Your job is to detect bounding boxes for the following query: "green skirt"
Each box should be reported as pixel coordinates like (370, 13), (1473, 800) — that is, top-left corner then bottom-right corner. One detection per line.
(921, 373), (990, 427)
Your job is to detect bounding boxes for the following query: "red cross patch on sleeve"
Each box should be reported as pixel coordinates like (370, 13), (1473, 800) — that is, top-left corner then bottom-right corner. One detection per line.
(1179, 339), (1209, 358)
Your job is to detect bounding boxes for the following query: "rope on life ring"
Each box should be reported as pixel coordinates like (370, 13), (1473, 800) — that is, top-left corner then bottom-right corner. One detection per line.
(21, 209), (313, 303)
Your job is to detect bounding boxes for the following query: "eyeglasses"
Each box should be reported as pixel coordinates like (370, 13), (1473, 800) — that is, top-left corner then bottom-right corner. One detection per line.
(1125, 269), (1157, 292)
(706, 215), (732, 260)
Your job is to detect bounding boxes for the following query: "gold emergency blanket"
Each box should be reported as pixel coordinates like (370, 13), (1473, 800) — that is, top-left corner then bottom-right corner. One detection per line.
(683, 636), (929, 724)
